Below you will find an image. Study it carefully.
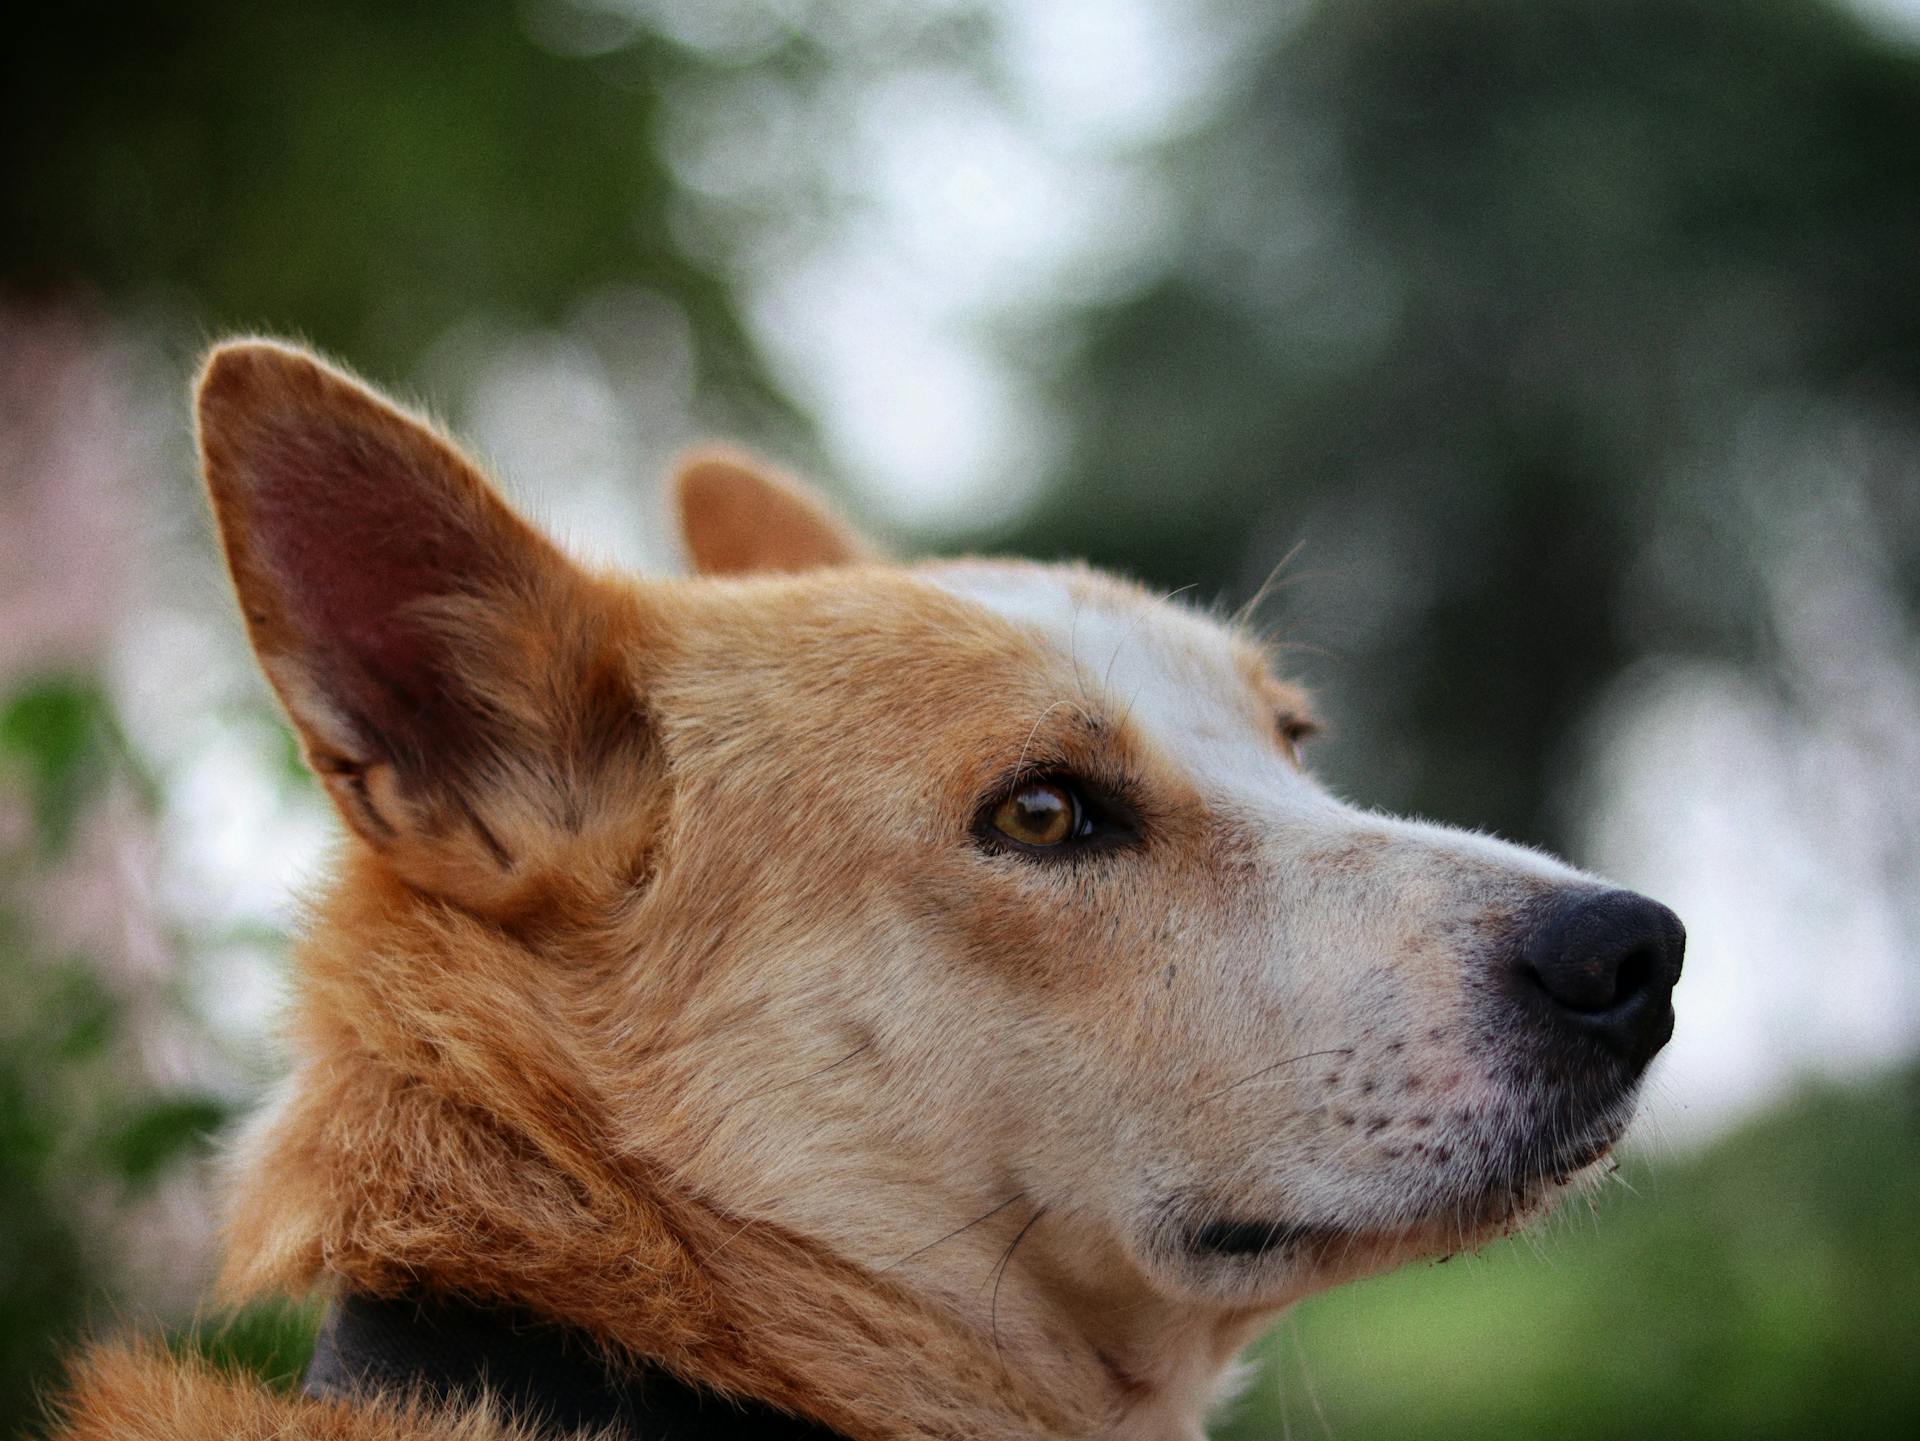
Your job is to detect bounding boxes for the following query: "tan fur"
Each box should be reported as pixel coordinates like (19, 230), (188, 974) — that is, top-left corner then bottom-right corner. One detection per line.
(51, 340), (1666, 1441)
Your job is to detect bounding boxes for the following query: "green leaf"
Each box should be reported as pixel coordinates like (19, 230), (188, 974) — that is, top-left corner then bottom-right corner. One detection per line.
(175, 1299), (323, 1390)
(0, 678), (116, 856)
(101, 1096), (232, 1190)
(49, 964), (120, 1061)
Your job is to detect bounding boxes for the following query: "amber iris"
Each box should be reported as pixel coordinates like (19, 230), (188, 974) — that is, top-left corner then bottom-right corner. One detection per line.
(991, 780), (1078, 847)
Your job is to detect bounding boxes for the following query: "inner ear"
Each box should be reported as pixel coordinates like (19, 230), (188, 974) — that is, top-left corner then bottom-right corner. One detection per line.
(196, 339), (654, 912)
(198, 341), (573, 778)
(674, 448), (878, 577)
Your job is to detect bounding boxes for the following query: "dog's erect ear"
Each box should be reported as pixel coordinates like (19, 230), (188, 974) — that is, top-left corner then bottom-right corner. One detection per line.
(674, 447), (876, 577)
(197, 340), (657, 915)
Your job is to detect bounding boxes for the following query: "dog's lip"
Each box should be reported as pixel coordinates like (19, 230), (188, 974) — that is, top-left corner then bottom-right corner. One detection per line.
(1541, 1129), (1618, 1179)
(1181, 1133), (1621, 1264)
(1503, 1107), (1628, 1186)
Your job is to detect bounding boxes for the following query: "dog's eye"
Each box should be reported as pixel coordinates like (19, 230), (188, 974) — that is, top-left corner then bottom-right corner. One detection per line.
(1276, 712), (1320, 765)
(989, 780), (1082, 848)
(974, 772), (1137, 859)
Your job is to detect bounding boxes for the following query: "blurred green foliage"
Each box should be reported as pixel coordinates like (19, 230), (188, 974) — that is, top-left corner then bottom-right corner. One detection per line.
(0, 955), (99, 1439)
(2, 0), (796, 430)
(0, 933), (236, 1437)
(1, 681), (125, 856)
(174, 1300), (325, 1395)
(1, 677), (236, 1437)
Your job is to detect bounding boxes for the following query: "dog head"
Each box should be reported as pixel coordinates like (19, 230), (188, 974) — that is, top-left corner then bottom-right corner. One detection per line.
(199, 340), (1681, 1428)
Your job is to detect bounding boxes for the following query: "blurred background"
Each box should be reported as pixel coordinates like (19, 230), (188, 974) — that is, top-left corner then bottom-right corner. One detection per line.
(4, 0), (1918, 1436)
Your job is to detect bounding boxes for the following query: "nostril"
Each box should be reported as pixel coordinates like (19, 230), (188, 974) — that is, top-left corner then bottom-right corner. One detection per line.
(1520, 956), (1601, 1013)
(1523, 943), (1651, 1014)
(1611, 944), (1655, 1010)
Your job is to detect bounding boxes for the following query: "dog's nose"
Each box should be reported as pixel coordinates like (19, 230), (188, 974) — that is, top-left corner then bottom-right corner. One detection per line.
(1516, 889), (1685, 1071)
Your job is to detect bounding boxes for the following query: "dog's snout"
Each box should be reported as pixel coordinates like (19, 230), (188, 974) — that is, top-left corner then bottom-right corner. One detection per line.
(1515, 889), (1685, 1070)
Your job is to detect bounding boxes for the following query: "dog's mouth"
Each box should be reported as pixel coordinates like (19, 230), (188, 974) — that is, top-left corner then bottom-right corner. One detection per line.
(1179, 1213), (1423, 1265)
(1179, 1127), (1622, 1266)
(1185, 1218), (1338, 1258)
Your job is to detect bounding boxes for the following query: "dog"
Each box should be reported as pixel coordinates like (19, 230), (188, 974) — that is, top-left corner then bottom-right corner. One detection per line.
(50, 339), (1683, 1441)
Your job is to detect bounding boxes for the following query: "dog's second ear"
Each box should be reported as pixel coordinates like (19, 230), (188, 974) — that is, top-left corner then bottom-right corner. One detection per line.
(197, 340), (657, 916)
(674, 448), (876, 576)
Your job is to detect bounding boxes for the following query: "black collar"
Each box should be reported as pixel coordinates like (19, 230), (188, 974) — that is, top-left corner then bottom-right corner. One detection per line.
(305, 1291), (852, 1441)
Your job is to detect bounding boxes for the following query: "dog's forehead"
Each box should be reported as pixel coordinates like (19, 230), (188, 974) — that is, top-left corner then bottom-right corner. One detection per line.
(921, 559), (1290, 792)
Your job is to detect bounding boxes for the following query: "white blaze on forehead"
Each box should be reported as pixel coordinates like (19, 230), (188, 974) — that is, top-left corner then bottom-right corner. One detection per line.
(923, 560), (1585, 886)
(924, 561), (1311, 806)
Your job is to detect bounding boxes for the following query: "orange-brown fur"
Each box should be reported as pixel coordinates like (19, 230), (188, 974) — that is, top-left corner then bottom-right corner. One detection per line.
(53, 1342), (565, 1441)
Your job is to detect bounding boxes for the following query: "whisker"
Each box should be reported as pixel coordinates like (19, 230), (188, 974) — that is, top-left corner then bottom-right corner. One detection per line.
(699, 1213), (761, 1263)
(989, 1204), (1048, 1357)
(719, 1040), (872, 1115)
(1014, 700), (1077, 780)
(1232, 541), (1307, 630)
(1255, 634), (1344, 665)
(1099, 586), (1196, 703)
(1068, 589), (1089, 696)
(878, 1192), (1027, 1274)
(1287, 1311), (1335, 1441)
(1187, 1047), (1357, 1113)
(688, 1041), (873, 1161)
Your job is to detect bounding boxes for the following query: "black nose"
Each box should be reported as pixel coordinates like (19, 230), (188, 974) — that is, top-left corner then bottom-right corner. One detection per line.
(1516, 889), (1685, 1071)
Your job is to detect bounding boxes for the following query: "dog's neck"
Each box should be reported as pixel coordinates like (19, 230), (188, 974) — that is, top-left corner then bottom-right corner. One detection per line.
(215, 863), (1250, 1440)
(223, 1051), (1118, 1439)
(655, 1112), (1271, 1440)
